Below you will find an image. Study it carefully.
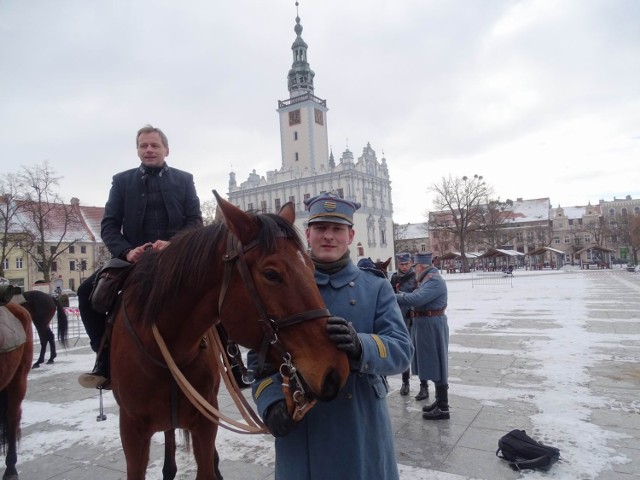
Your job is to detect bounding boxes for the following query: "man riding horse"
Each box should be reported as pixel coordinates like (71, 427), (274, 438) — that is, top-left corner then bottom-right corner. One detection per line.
(77, 125), (203, 388)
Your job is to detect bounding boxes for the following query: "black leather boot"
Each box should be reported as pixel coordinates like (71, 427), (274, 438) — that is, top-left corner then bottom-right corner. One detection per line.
(78, 345), (110, 389)
(400, 370), (410, 395)
(423, 384), (449, 420)
(414, 381), (429, 401)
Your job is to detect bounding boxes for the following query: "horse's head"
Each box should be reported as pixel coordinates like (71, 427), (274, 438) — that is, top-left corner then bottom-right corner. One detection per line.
(213, 192), (350, 405)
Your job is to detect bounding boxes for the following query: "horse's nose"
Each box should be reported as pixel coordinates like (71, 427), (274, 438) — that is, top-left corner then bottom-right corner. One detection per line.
(318, 369), (343, 401)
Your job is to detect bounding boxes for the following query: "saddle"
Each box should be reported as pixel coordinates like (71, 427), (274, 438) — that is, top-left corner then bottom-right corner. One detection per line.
(0, 284), (15, 306)
(89, 258), (134, 314)
(0, 306), (27, 354)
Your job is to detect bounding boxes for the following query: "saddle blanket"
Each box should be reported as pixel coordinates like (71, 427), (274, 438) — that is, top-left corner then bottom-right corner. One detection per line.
(0, 306), (27, 354)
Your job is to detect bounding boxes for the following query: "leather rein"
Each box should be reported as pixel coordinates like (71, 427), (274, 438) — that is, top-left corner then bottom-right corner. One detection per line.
(146, 230), (329, 433)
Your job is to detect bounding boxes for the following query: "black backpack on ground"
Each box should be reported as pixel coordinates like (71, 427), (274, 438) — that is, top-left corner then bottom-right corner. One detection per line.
(496, 429), (561, 471)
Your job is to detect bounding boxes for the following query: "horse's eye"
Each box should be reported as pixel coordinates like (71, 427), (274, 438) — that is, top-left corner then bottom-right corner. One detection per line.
(262, 269), (282, 282)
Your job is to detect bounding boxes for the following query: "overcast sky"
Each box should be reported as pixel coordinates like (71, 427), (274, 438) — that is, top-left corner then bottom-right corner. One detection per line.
(1, 0), (639, 224)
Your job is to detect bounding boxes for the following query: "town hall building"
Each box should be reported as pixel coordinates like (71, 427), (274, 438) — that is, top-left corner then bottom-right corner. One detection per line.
(227, 7), (395, 265)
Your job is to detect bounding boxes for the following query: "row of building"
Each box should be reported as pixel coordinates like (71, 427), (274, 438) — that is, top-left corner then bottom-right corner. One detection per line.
(2, 192), (638, 291)
(395, 196), (639, 270)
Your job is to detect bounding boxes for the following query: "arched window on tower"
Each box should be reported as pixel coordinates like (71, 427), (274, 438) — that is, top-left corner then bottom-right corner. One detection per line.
(357, 243), (364, 257)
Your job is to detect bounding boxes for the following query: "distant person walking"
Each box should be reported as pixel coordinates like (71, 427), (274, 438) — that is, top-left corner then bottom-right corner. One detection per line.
(396, 252), (450, 420)
(390, 252), (418, 397)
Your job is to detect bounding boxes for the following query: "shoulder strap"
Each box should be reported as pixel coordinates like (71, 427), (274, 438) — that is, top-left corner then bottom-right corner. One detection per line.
(496, 449), (554, 471)
(510, 455), (553, 471)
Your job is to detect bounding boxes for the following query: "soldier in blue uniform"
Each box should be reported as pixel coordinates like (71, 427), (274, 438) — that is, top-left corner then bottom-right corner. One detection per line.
(395, 252), (451, 420)
(250, 192), (412, 480)
(390, 252), (419, 397)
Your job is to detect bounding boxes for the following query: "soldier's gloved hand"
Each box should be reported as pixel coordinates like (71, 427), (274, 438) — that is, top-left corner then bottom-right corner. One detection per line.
(264, 400), (298, 437)
(326, 316), (362, 360)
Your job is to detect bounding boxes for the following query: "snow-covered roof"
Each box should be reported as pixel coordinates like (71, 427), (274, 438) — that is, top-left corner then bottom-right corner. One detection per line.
(505, 198), (551, 224)
(396, 222), (428, 240)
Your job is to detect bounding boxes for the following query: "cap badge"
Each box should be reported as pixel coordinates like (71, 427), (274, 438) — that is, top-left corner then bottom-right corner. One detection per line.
(323, 201), (337, 212)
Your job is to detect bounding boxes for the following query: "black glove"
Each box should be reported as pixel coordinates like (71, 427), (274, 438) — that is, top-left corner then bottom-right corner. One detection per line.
(326, 316), (362, 360)
(264, 400), (297, 437)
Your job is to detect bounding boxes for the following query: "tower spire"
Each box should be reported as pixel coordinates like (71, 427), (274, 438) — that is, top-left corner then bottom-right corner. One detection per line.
(287, 1), (315, 98)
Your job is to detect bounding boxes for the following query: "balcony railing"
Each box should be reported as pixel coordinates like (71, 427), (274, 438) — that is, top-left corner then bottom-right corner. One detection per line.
(278, 93), (327, 108)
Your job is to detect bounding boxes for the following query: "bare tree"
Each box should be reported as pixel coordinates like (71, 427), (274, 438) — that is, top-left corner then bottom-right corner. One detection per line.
(611, 213), (640, 266)
(17, 162), (84, 282)
(474, 198), (514, 249)
(392, 222), (412, 254)
(427, 174), (492, 272)
(629, 215), (640, 266)
(0, 174), (29, 278)
(579, 217), (608, 247)
(201, 199), (218, 226)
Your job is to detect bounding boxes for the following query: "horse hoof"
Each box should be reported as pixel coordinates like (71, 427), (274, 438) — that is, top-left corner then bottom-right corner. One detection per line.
(46, 359), (55, 364)
(32, 363), (40, 369)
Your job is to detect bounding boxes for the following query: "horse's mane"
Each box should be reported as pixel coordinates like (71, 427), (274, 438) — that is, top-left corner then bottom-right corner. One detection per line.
(129, 212), (304, 326)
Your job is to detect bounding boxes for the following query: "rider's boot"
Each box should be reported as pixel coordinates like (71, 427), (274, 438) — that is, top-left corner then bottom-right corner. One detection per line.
(78, 344), (110, 389)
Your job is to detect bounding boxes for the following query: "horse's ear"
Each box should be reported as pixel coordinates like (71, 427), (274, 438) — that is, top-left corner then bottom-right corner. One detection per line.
(213, 190), (259, 244)
(278, 202), (295, 225)
(214, 203), (223, 222)
(383, 257), (392, 270)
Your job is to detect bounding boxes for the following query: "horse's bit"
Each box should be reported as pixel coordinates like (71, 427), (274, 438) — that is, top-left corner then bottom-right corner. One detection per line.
(218, 232), (329, 416)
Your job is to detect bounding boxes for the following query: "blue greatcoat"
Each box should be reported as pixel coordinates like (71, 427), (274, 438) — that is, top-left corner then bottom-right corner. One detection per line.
(250, 261), (412, 480)
(396, 266), (449, 384)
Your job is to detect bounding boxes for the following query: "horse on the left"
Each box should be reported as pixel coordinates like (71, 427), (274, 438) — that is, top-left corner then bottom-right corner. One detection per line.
(20, 290), (68, 368)
(0, 289), (34, 480)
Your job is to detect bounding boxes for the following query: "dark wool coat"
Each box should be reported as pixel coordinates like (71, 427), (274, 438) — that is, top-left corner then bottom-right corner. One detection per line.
(396, 266), (449, 384)
(250, 261), (412, 480)
(100, 165), (202, 259)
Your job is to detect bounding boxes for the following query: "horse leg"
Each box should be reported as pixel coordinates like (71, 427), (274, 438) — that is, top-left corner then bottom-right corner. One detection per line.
(45, 328), (57, 364)
(162, 429), (177, 480)
(191, 423), (220, 480)
(119, 413), (153, 480)
(2, 383), (26, 480)
(32, 330), (47, 369)
(214, 448), (223, 480)
(2, 412), (18, 480)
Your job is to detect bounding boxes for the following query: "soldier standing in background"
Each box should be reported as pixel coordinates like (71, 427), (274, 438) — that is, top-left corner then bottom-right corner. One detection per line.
(390, 252), (418, 397)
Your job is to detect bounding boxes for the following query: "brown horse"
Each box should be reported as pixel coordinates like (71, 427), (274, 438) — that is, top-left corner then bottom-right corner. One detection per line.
(20, 290), (68, 368)
(0, 302), (33, 480)
(110, 193), (350, 479)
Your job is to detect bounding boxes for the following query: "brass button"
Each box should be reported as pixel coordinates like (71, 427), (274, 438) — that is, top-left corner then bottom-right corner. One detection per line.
(350, 300), (356, 305)
(349, 281), (355, 287)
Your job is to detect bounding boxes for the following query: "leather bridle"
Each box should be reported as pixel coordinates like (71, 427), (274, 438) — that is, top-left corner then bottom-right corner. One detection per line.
(218, 232), (330, 405)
